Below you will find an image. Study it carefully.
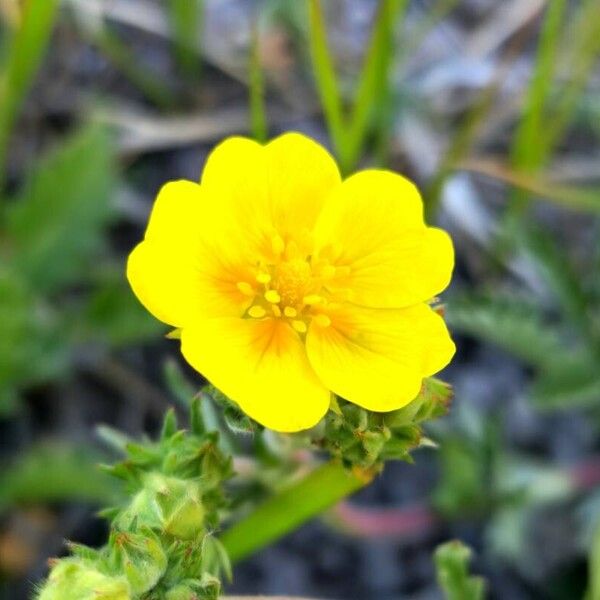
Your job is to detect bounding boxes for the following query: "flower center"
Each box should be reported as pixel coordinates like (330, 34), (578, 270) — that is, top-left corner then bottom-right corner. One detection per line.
(236, 235), (337, 334)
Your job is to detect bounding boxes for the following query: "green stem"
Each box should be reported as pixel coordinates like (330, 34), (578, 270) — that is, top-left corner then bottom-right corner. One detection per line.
(0, 0), (59, 194)
(249, 20), (268, 143)
(220, 461), (371, 563)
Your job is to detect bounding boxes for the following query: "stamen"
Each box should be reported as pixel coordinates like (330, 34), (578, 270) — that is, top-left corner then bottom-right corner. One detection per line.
(256, 272), (271, 284)
(303, 294), (322, 305)
(237, 282), (255, 296)
(314, 314), (331, 327)
(248, 306), (267, 318)
(292, 320), (307, 333)
(265, 290), (281, 304)
(272, 305), (282, 317)
(283, 306), (297, 318)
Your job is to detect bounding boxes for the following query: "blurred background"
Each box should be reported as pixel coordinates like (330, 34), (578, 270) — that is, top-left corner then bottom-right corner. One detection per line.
(1, 0), (600, 598)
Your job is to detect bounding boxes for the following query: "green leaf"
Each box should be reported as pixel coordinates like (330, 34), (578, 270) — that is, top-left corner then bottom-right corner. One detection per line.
(0, 443), (117, 512)
(249, 21), (268, 143)
(446, 293), (566, 368)
(0, 0), (60, 187)
(532, 354), (600, 410)
(308, 0), (346, 161)
(81, 267), (163, 347)
(0, 266), (68, 411)
(6, 125), (116, 293)
(510, 0), (567, 172)
(516, 224), (593, 349)
(220, 461), (369, 563)
(167, 0), (203, 79)
(343, 0), (408, 172)
(586, 521), (600, 600)
(435, 540), (486, 600)
(543, 0), (600, 156)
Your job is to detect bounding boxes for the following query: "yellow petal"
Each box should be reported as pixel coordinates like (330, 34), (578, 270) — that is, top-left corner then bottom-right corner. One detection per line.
(181, 317), (330, 432)
(305, 303), (455, 412)
(314, 170), (454, 308)
(128, 238), (259, 324)
(127, 241), (205, 327)
(200, 132), (341, 261)
(144, 180), (203, 248)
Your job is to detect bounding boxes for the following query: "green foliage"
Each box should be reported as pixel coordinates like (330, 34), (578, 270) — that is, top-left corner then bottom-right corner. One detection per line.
(317, 377), (452, 469)
(81, 267), (163, 348)
(0, 125), (117, 411)
(0, 123), (160, 411)
(0, 0), (60, 185)
(435, 540), (486, 600)
(449, 220), (600, 413)
(507, 0), (600, 217)
(0, 268), (68, 413)
(446, 292), (566, 367)
(37, 400), (233, 600)
(6, 125), (115, 293)
(308, 0), (407, 173)
(220, 460), (367, 564)
(249, 22), (268, 143)
(0, 443), (117, 512)
(167, 0), (203, 79)
(91, 26), (174, 110)
(586, 521), (600, 600)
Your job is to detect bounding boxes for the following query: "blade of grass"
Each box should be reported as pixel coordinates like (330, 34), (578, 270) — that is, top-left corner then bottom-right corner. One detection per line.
(167, 0), (203, 79)
(220, 461), (371, 563)
(0, 0), (59, 192)
(343, 0), (408, 173)
(93, 26), (174, 110)
(542, 0), (600, 155)
(308, 0), (346, 162)
(459, 158), (600, 214)
(423, 24), (531, 220)
(508, 0), (567, 216)
(249, 20), (268, 142)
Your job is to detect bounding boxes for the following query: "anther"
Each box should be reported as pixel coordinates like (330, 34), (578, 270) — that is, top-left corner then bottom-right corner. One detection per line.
(248, 306), (267, 318)
(265, 290), (281, 304)
(256, 272), (271, 284)
(237, 282), (255, 296)
(314, 314), (331, 327)
(283, 306), (297, 318)
(292, 320), (307, 333)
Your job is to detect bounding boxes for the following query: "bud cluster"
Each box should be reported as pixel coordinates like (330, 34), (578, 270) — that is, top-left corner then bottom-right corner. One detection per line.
(37, 399), (233, 600)
(311, 378), (452, 470)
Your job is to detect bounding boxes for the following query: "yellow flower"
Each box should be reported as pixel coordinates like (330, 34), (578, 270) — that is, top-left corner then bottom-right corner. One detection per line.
(127, 133), (455, 432)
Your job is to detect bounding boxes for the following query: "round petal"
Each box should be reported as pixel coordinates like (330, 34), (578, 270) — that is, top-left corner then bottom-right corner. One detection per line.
(314, 170), (454, 308)
(127, 181), (255, 325)
(127, 241), (204, 327)
(181, 317), (330, 432)
(200, 132), (341, 261)
(144, 180), (204, 248)
(306, 303), (455, 412)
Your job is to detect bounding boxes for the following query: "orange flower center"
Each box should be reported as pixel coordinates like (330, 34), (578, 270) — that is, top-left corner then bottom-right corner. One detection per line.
(236, 235), (342, 334)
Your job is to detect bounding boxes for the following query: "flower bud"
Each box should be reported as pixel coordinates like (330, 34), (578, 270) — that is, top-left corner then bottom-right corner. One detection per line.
(37, 559), (131, 600)
(164, 575), (220, 600)
(119, 472), (206, 540)
(109, 529), (167, 594)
